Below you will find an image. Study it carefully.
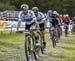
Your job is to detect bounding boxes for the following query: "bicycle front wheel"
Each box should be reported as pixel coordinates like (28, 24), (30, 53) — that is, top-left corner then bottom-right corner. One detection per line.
(25, 35), (38, 61)
(51, 31), (56, 48)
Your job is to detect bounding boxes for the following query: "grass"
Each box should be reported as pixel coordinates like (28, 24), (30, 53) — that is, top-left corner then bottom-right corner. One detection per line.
(0, 32), (25, 61)
(0, 32), (75, 61)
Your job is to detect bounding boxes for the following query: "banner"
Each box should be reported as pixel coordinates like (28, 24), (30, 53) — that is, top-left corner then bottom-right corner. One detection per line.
(7, 21), (25, 31)
(0, 20), (8, 31)
(0, 20), (72, 31)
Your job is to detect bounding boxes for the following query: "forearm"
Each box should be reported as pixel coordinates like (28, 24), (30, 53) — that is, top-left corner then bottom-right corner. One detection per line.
(44, 20), (47, 28)
(16, 21), (21, 31)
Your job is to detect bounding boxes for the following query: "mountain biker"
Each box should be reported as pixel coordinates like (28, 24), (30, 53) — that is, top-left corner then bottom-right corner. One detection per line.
(32, 7), (46, 50)
(16, 4), (40, 46)
(47, 10), (53, 38)
(72, 17), (75, 32)
(72, 17), (75, 24)
(53, 11), (62, 41)
(63, 14), (70, 25)
(47, 10), (61, 43)
(63, 14), (71, 35)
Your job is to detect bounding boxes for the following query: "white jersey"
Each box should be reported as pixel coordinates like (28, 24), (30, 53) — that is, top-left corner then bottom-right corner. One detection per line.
(36, 12), (46, 24)
(18, 10), (36, 24)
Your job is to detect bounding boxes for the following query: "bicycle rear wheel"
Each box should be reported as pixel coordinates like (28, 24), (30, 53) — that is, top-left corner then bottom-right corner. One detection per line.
(37, 32), (44, 54)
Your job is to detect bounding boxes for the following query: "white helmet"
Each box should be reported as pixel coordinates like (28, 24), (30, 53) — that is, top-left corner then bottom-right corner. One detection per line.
(65, 14), (69, 16)
(20, 4), (29, 10)
(53, 11), (59, 15)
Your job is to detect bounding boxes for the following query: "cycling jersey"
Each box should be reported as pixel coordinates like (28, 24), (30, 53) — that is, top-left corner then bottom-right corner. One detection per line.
(18, 10), (36, 24)
(35, 12), (46, 31)
(63, 16), (70, 23)
(47, 14), (59, 27)
(36, 12), (46, 24)
(47, 14), (53, 23)
(72, 17), (75, 23)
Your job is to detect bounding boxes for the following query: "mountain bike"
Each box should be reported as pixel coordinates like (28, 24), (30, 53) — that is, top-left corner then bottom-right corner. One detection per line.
(25, 30), (39, 61)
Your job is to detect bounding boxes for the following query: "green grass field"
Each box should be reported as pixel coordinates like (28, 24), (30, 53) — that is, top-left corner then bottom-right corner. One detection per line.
(0, 32), (75, 61)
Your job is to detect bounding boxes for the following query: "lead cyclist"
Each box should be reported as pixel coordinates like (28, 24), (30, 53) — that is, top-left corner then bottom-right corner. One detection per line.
(32, 7), (47, 50)
(16, 4), (40, 46)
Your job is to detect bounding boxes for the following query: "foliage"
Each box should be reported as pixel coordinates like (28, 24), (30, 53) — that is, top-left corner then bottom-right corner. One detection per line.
(0, 0), (75, 16)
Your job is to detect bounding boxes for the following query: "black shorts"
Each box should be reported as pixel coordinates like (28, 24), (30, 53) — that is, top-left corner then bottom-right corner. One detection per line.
(25, 22), (36, 31)
(64, 22), (69, 25)
(39, 23), (45, 31)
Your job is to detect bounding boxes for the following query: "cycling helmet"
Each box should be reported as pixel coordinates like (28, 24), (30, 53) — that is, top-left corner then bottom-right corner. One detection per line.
(20, 4), (29, 10)
(47, 10), (53, 14)
(53, 11), (59, 15)
(65, 14), (69, 16)
(32, 7), (39, 12)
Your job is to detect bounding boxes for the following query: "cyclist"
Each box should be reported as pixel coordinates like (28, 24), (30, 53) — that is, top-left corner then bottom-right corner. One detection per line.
(47, 10), (61, 43)
(63, 14), (71, 36)
(16, 4), (40, 46)
(63, 14), (70, 25)
(53, 11), (62, 41)
(72, 17), (75, 32)
(47, 10), (53, 38)
(72, 17), (75, 24)
(32, 7), (46, 50)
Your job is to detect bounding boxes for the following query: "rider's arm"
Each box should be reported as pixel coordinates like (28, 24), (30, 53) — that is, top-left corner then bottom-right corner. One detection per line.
(16, 11), (22, 31)
(41, 12), (47, 28)
(44, 18), (47, 28)
(16, 21), (21, 31)
(56, 15), (61, 25)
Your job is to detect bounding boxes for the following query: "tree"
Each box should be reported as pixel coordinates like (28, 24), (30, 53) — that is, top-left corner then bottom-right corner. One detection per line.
(0, 0), (75, 17)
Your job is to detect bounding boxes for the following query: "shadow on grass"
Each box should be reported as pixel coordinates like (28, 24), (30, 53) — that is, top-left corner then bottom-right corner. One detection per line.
(0, 41), (14, 46)
(0, 41), (21, 49)
(50, 55), (75, 61)
(48, 52), (75, 59)
(0, 32), (24, 38)
(57, 46), (75, 50)
(61, 40), (75, 45)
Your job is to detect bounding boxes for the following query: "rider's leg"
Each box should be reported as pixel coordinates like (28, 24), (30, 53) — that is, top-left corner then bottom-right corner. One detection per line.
(49, 23), (53, 39)
(32, 31), (38, 43)
(65, 22), (69, 36)
(56, 27), (59, 43)
(41, 31), (46, 50)
(49, 29), (52, 39)
(58, 26), (61, 39)
(60, 26), (62, 36)
(39, 23), (46, 50)
(30, 23), (40, 46)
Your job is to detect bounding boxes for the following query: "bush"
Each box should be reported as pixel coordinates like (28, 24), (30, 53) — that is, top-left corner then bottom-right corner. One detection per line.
(0, 3), (16, 11)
